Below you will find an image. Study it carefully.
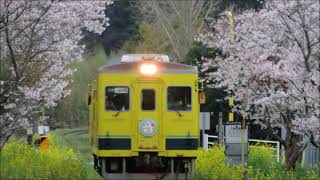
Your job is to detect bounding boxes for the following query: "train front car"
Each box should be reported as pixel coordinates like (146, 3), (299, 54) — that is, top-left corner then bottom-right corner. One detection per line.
(88, 54), (200, 179)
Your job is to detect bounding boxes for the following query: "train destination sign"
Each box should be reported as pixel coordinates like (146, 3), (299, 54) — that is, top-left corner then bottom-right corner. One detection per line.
(114, 87), (128, 94)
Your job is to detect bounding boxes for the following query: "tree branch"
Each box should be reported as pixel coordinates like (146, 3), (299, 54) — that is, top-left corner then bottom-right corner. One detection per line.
(4, 17), (19, 81)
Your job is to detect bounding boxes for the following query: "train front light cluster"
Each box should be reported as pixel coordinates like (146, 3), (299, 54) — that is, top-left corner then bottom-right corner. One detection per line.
(140, 63), (157, 75)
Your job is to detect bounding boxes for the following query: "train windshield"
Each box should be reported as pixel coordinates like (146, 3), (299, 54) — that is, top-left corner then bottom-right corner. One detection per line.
(105, 86), (130, 111)
(167, 87), (191, 111)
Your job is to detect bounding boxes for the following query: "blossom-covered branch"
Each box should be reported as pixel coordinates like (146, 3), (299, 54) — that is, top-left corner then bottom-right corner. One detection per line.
(0, 0), (112, 151)
(199, 0), (319, 170)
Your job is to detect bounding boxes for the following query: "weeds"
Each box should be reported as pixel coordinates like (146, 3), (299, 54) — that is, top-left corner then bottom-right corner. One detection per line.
(195, 145), (319, 180)
(0, 134), (86, 180)
(1, 137), (318, 180)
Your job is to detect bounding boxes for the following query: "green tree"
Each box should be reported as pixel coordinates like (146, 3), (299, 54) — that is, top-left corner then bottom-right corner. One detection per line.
(100, 0), (141, 55)
(48, 47), (107, 128)
(217, 0), (264, 11)
(185, 42), (229, 122)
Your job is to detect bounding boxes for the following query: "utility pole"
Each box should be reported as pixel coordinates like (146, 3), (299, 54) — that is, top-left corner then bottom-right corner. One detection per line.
(218, 112), (223, 145)
(227, 5), (248, 180)
(241, 112), (247, 180)
(215, 99), (224, 145)
(226, 4), (235, 45)
(226, 4), (235, 123)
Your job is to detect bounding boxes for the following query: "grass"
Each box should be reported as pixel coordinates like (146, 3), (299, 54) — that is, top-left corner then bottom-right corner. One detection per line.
(53, 127), (103, 180)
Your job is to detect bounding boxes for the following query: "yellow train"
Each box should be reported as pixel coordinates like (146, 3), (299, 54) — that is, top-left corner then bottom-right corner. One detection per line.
(88, 54), (202, 179)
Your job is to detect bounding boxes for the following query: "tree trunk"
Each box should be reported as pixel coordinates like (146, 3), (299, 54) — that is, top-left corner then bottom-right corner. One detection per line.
(0, 132), (12, 152)
(0, 122), (16, 152)
(284, 132), (304, 171)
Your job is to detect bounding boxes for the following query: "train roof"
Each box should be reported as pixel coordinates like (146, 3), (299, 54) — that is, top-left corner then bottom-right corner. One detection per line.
(97, 55), (197, 74)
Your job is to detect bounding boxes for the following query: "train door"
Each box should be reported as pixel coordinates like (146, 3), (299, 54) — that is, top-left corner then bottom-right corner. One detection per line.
(135, 82), (162, 150)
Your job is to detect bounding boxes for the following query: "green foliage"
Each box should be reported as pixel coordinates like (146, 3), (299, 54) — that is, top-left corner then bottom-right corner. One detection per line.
(218, 0), (264, 11)
(49, 47), (107, 128)
(53, 128), (103, 179)
(194, 146), (242, 180)
(0, 135), (86, 180)
(294, 164), (320, 180)
(185, 42), (229, 117)
(249, 144), (277, 171)
(185, 42), (219, 66)
(247, 144), (286, 179)
(100, 0), (141, 55)
(122, 21), (173, 57)
(53, 128), (91, 160)
(195, 145), (319, 180)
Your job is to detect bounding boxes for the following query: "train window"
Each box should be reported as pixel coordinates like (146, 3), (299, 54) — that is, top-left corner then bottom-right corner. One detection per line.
(105, 86), (129, 111)
(167, 87), (191, 111)
(141, 89), (155, 110)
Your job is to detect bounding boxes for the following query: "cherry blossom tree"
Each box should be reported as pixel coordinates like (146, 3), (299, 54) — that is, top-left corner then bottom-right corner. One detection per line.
(0, 0), (112, 151)
(199, 0), (319, 170)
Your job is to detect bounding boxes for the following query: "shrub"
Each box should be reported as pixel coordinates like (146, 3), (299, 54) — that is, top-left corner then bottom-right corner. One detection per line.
(194, 146), (242, 180)
(0, 134), (86, 180)
(195, 145), (320, 180)
(291, 164), (320, 180)
(248, 145), (319, 179)
(247, 144), (285, 179)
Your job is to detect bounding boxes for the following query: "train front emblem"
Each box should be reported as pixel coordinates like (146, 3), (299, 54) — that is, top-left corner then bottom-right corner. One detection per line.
(139, 118), (158, 137)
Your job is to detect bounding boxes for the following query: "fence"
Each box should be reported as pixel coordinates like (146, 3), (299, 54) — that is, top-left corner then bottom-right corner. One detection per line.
(303, 143), (320, 165)
(202, 133), (280, 162)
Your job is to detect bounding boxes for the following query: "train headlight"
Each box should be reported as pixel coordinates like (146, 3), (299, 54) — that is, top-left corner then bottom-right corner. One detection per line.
(140, 63), (157, 75)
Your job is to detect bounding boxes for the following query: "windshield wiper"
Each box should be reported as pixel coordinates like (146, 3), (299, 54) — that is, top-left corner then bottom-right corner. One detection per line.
(175, 110), (182, 117)
(113, 111), (121, 117)
(113, 106), (126, 117)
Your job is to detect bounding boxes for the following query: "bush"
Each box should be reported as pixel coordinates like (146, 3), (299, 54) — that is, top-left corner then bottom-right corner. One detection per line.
(0, 134), (86, 180)
(247, 144), (285, 179)
(294, 164), (320, 180)
(195, 145), (319, 180)
(194, 146), (242, 180)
